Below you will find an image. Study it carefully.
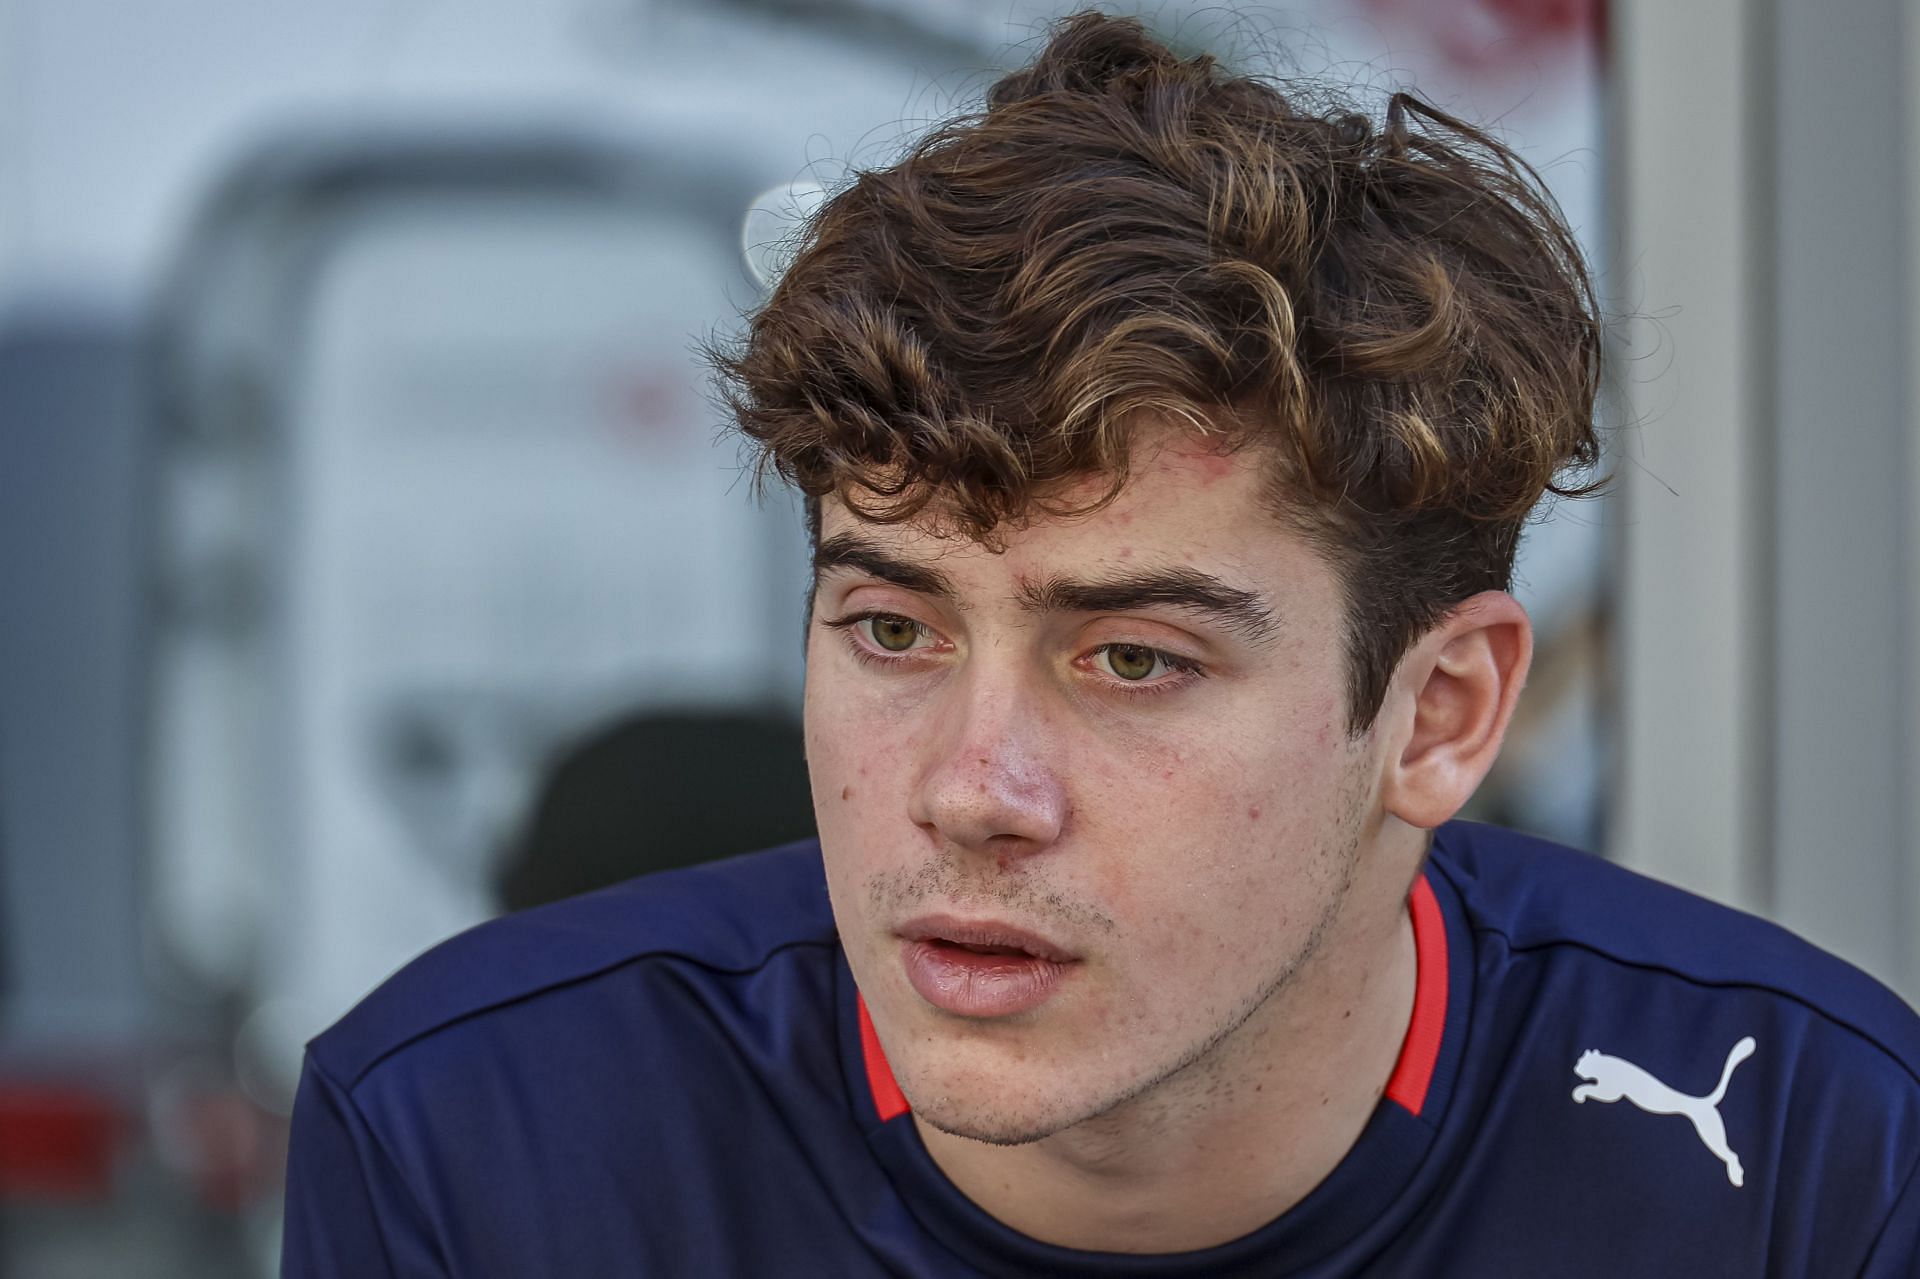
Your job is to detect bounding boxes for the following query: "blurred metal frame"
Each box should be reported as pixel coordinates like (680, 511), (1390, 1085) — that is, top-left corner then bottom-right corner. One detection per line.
(143, 120), (795, 1065)
(1609, 0), (1767, 911)
(152, 124), (772, 434)
(1907, 0), (1920, 1007)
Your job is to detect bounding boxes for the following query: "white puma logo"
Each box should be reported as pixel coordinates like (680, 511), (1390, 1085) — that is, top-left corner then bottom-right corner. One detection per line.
(1571, 1036), (1756, 1187)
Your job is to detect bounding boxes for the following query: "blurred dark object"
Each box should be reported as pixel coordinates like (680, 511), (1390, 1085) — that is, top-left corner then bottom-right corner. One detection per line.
(499, 711), (815, 910)
(0, 319), (151, 1052)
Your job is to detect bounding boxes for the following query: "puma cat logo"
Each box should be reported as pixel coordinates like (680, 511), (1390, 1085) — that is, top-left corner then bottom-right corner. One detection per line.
(1571, 1036), (1756, 1187)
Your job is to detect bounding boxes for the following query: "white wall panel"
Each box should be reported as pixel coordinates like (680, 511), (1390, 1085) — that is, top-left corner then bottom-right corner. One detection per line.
(1610, 0), (1766, 913)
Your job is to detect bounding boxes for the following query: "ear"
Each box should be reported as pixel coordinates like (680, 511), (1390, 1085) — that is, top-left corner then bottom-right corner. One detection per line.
(1378, 591), (1533, 830)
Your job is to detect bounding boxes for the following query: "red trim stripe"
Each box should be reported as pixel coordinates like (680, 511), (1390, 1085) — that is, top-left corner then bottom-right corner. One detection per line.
(1383, 872), (1449, 1116)
(856, 994), (910, 1122)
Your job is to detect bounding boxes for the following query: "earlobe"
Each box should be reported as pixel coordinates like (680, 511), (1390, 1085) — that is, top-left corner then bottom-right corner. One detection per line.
(1381, 592), (1533, 831)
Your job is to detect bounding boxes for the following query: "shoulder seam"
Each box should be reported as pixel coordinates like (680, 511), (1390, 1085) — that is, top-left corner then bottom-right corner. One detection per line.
(1466, 920), (1920, 1092)
(340, 935), (839, 1090)
(1436, 844), (1920, 1083)
(1856, 1145), (1920, 1274)
(1466, 917), (1920, 1083)
(307, 1051), (451, 1275)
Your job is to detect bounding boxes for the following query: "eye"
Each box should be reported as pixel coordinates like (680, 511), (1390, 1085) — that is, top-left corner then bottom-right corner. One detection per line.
(818, 609), (943, 663)
(1093, 643), (1181, 682)
(866, 614), (925, 653)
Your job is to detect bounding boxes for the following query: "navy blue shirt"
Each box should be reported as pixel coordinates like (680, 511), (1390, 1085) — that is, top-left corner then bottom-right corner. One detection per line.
(281, 823), (1920, 1275)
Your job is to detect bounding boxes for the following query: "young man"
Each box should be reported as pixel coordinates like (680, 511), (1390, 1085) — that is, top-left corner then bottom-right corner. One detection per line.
(282, 13), (1920, 1275)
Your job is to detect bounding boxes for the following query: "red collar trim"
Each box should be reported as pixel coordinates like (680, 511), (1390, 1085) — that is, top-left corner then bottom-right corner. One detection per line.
(857, 992), (910, 1122)
(857, 870), (1449, 1124)
(1382, 872), (1448, 1116)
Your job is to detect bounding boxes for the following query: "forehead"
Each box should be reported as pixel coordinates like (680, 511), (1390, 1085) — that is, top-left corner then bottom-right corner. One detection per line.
(815, 434), (1331, 599)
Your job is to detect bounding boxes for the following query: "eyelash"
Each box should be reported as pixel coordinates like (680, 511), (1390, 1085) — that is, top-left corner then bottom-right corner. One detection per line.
(819, 610), (1207, 699)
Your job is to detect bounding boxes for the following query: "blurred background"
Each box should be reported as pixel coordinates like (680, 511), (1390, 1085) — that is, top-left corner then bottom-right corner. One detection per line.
(0, 0), (1912, 1274)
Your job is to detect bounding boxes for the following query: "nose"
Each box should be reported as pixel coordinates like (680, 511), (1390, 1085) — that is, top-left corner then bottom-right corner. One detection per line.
(908, 666), (1068, 857)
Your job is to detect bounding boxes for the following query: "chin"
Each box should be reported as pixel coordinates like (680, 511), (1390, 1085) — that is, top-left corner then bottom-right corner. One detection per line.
(907, 1086), (1085, 1147)
(901, 1045), (1161, 1147)
(888, 1037), (1098, 1145)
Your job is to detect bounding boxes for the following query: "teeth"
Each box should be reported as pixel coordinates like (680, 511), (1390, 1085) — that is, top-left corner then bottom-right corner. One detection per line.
(952, 941), (1025, 956)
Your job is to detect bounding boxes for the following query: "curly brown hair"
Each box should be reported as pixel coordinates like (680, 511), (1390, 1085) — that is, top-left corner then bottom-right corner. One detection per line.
(712, 10), (1602, 732)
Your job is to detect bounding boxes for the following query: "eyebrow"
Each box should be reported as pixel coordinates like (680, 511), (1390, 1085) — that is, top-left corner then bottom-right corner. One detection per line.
(1016, 569), (1277, 645)
(813, 532), (961, 600)
(813, 531), (1277, 644)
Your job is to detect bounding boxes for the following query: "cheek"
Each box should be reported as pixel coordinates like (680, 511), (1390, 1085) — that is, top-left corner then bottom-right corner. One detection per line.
(1096, 710), (1352, 941)
(804, 664), (926, 892)
(805, 704), (884, 840)
(805, 646), (891, 778)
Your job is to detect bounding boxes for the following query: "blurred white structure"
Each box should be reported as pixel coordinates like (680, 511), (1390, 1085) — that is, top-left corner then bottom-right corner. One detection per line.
(148, 132), (819, 1109)
(1613, 0), (1919, 1000)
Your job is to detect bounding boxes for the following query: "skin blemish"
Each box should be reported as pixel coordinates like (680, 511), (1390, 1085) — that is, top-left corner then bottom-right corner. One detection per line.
(841, 786), (852, 801)
(1248, 805), (1261, 821)
(1162, 769), (1175, 781)
(1190, 449), (1236, 485)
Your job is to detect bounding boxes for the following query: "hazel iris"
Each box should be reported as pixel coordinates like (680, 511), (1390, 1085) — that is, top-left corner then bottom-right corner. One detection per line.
(1108, 644), (1156, 680)
(871, 616), (920, 652)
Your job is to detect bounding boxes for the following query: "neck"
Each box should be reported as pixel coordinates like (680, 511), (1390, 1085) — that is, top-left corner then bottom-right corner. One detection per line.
(913, 832), (1424, 1254)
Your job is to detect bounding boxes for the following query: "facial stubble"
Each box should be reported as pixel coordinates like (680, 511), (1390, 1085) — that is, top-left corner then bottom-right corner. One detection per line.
(907, 773), (1371, 1149)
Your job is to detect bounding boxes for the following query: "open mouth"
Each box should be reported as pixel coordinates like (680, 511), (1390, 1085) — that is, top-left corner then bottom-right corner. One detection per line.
(896, 916), (1076, 964)
(895, 916), (1079, 1017)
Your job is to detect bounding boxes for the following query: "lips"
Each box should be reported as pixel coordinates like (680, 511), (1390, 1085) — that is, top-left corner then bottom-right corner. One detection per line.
(896, 915), (1079, 1017)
